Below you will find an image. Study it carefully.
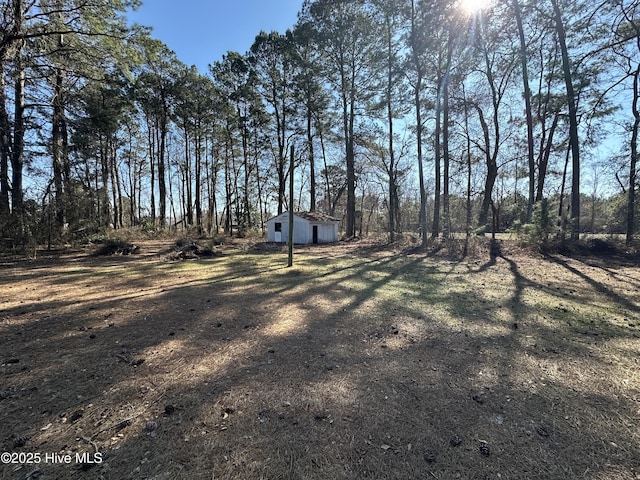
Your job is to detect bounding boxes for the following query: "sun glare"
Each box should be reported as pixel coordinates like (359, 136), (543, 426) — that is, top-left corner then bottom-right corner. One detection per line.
(459, 0), (492, 15)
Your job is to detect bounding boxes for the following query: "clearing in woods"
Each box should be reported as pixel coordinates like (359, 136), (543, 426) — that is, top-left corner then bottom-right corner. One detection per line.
(1, 239), (639, 480)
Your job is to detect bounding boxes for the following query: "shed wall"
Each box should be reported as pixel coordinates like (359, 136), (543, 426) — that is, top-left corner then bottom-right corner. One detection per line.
(266, 212), (339, 244)
(314, 223), (338, 243)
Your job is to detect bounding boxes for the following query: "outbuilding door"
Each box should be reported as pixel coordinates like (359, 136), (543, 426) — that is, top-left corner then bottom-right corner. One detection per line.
(312, 225), (318, 244)
(275, 222), (282, 242)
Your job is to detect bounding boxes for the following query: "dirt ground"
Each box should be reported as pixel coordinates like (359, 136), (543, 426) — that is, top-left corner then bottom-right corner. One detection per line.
(1, 239), (639, 480)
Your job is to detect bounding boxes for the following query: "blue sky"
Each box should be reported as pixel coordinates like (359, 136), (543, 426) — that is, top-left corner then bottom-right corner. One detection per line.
(128, 0), (303, 73)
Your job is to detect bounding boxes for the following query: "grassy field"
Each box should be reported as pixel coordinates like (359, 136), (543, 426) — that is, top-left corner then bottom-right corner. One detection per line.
(1, 239), (639, 480)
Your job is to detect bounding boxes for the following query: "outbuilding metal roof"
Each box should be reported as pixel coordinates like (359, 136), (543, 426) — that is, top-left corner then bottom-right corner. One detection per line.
(267, 211), (340, 223)
(294, 211), (340, 223)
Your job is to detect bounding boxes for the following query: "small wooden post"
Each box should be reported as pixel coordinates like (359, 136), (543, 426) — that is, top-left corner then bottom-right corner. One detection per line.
(287, 145), (294, 267)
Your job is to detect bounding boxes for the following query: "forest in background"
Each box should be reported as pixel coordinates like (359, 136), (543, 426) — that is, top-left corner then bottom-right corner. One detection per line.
(1, 0), (639, 249)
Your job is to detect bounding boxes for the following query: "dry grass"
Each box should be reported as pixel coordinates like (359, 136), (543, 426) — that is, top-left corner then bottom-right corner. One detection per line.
(1, 239), (639, 480)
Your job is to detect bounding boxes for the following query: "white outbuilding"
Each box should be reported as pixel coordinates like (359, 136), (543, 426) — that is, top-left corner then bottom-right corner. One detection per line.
(266, 211), (340, 244)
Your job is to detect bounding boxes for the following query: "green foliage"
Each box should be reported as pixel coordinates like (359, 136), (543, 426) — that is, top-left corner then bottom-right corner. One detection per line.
(520, 199), (557, 245)
(139, 217), (157, 235)
(474, 223), (492, 236)
(602, 192), (631, 234)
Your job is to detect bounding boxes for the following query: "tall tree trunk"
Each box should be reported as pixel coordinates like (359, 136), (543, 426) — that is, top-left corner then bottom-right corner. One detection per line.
(89, 157), (97, 223)
(0, 0), (22, 218)
(463, 85), (473, 252)
(274, 93), (287, 215)
(50, 2), (71, 234)
(277, 165), (286, 215)
(275, 101), (286, 215)
(0, 62), (11, 216)
(52, 68), (67, 231)
(109, 139), (120, 229)
(126, 123), (136, 226)
(183, 127), (193, 226)
(158, 119), (167, 229)
(319, 127), (333, 215)
(534, 41), (560, 203)
(512, 0), (535, 222)
(224, 123), (233, 234)
(628, 62), (639, 245)
(206, 140), (218, 234)
(147, 119), (156, 224)
(384, 11), (397, 241)
(232, 149), (241, 236)
(410, 0), (427, 247)
(307, 108), (316, 212)
(415, 79), (427, 247)
(558, 144), (571, 238)
(343, 68), (357, 237)
(11, 40), (25, 222)
(7, 0), (25, 233)
(241, 117), (250, 230)
(114, 141), (124, 228)
(442, 43), (453, 239)
(535, 113), (559, 202)
(476, 17), (502, 233)
(473, 104), (498, 230)
(99, 137), (110, 227)
(195, 129), (203, 235)
(551, 0), (580, 240)
(432, 70), (441, 239)
(137, 157), (143, 222)
(168, 150), (179, 230)
(288, 144), (294, 266)
(251, 130), (265, 233)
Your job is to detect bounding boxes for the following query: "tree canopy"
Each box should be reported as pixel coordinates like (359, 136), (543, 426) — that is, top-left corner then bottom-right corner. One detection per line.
(1, 0), (639, 246)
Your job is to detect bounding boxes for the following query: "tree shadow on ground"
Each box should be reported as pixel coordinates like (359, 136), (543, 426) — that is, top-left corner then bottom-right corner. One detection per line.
(1, 243), (639, 480)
